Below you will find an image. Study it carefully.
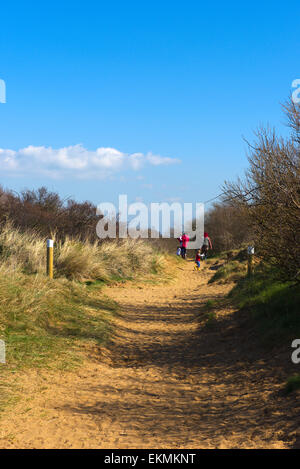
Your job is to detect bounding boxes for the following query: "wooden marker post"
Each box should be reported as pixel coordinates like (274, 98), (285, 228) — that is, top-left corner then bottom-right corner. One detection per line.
(47, 239), (54, 279)
(247, 245), (254, 277)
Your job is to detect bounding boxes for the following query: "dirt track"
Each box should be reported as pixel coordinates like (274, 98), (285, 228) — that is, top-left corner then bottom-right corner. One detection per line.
(0, 260), (299, 449)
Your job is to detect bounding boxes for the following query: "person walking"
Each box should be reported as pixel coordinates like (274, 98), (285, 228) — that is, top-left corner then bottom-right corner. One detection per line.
(201, 232), (212, 260)
(178, 233), (189, 259)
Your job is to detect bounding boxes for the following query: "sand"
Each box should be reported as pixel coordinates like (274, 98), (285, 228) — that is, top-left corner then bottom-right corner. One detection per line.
(0, 260), (299, 449)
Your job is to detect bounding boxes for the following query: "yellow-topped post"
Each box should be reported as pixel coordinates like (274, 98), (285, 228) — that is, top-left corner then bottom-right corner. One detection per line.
(46, 239), (54, 279)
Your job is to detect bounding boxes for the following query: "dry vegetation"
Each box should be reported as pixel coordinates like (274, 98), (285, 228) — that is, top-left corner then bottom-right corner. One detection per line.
(205, 204), (251, 253)
(222, 100), (300, 281)
(0, 186), (100, 241)
(0, 222), (165, 281)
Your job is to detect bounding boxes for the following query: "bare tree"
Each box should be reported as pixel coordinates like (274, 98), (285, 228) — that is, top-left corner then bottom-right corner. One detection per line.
(223, 102), (300, 280)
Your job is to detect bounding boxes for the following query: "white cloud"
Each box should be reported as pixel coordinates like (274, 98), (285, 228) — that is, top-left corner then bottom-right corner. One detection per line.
(0, 144), (180, 179)
(146, 153), (180, 166)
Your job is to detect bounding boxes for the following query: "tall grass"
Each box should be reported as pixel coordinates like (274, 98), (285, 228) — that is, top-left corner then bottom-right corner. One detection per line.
(0, 222), (165, 281)
(56, 237), (165, 281)
(0, 223), (45, 274)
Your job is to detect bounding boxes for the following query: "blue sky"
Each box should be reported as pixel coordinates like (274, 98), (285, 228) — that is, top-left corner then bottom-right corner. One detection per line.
(0, 0), (299, 208)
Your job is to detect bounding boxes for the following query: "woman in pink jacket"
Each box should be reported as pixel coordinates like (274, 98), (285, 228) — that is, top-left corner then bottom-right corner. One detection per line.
(178, 233), (189, 259)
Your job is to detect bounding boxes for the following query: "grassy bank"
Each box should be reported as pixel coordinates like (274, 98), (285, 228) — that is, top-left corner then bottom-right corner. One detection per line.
(0, 269), (118, 413)
(228, 266), (300, 343)
(208, 251), (300, 343)
(206, 251), (300, 393)
(0, 272), (117, 371)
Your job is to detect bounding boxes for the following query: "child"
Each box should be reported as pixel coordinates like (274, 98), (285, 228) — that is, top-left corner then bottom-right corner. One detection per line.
(194, 249), (201, 271)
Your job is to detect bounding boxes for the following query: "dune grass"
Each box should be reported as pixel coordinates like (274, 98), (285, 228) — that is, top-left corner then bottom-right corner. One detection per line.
(0, 222), (166, 281)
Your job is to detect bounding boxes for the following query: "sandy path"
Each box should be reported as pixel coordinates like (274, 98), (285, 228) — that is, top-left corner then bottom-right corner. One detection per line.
(0, 261), (299, 449)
